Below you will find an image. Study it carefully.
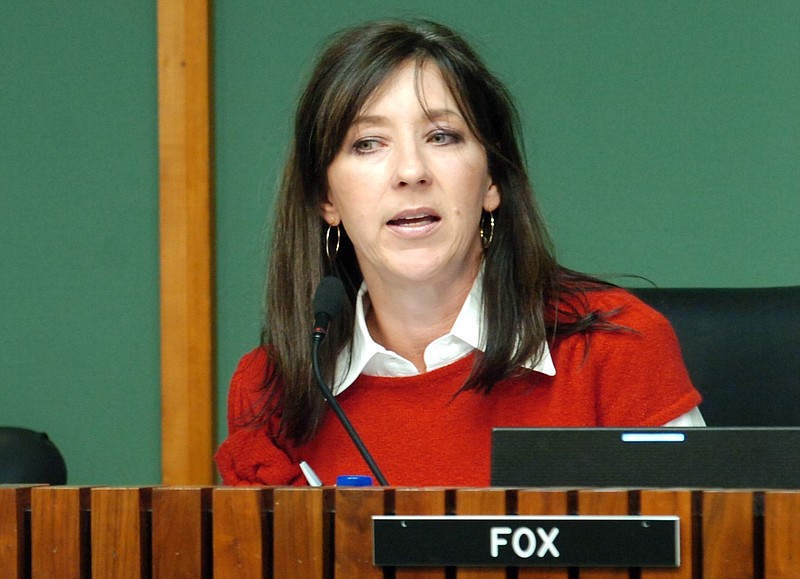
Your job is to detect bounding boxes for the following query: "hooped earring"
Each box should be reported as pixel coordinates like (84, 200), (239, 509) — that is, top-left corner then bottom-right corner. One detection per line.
(480, 211), (495, 249)
(326, 222), (341, 262)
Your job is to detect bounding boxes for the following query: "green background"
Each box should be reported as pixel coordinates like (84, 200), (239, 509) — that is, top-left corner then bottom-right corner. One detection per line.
(2, 1), (797, 485)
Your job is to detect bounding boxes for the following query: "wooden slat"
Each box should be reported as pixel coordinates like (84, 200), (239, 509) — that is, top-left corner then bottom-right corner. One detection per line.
(517, 490), (569, 579)
(701, 491), (753, 579)
(0, 487), (30, 579)
(764, 491), (800, 579)
(152, 487), (210, 578)
(639, 490), (693, 579)
(455, 488), (508, 579)
(577, 489), (629, 579)
(212, 487), (271, 579)
(394, 488), (448, 579)
(335, 488), (387, 578)
(273, 487), (331, 578)
(31, 486), (88, 579)
(157, 0), (215, 486)
(91, 487), (150, 579)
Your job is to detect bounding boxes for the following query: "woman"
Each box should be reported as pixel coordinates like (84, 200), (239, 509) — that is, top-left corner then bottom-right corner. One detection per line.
(215, 19), (703, 487)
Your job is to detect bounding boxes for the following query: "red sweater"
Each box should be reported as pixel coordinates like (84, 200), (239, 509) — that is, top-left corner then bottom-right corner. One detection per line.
(215, 289), (701, 487)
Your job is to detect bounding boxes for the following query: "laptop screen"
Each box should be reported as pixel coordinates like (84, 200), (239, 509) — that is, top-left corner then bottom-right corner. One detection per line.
(491, 427), (800, 489)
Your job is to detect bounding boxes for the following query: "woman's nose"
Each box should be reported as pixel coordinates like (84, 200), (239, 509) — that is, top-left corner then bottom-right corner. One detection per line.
(392, 142), (431, 188)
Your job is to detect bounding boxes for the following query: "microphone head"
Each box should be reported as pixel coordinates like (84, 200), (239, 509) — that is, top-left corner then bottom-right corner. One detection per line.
(313, 276), (346, 320)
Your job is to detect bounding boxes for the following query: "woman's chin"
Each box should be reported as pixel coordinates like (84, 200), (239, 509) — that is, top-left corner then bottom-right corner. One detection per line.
(376, 255), (479, 287)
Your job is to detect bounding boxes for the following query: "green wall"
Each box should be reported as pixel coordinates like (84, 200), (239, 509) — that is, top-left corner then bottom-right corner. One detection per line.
(1, 3), (161, 485)
(2, 1), (797, 485)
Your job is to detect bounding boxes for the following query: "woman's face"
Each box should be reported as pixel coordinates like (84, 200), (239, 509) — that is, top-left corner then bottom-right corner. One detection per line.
(322, 60), (500, 290)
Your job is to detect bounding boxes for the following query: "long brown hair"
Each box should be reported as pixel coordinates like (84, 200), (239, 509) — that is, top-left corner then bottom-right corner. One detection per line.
(261, 19), (613, 442)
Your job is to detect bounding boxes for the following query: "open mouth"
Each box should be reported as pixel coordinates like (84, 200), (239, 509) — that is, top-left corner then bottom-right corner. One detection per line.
(387, 213), (441, 227)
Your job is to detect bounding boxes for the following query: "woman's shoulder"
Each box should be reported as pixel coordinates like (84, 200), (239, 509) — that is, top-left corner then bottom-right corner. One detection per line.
(232, 344), (268, 377)
(225, 345), (286, 431)
(554, 287), (701, 425)
(228, 345), (280, 397)
(558, 284), (672, 333)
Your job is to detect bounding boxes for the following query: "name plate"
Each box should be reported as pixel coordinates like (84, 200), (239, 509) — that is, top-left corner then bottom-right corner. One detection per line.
(373, 515), (679, 567)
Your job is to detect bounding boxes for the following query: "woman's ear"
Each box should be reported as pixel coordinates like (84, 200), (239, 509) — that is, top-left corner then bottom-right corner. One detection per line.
(483, 182), (501, 213)
(319, 199), (340, 226)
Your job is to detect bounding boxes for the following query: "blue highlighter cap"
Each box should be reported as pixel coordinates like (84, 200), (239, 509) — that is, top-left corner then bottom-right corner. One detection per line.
(336, 475), (373, 487)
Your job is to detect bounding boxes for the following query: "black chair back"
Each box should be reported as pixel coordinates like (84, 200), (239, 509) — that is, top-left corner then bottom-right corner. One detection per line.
(632, 287), (800, 426)
(0, 427), (67, 484)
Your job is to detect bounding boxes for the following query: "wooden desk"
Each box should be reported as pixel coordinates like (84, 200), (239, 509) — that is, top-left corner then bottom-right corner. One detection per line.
(1, 486), (798, 578)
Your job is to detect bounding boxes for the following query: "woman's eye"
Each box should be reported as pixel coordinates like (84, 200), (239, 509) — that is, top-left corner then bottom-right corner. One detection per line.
(430, 130), (461, 145)
(353, 138), (380, 154)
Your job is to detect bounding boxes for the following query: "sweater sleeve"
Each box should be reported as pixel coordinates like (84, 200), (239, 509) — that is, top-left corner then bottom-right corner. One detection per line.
(588, 290), (702, 426)
(214, 347), (303, 486)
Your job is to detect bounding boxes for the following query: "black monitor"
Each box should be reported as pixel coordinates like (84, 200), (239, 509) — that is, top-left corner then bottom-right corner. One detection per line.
(491, 427), (800, 489)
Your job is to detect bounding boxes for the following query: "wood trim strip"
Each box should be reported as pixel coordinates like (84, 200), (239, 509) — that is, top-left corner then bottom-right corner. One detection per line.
(0, 486), (31, 579)
(702, 490), (754, 579)
(394, 488), (449, 579)
(152, 487), (211, 577)
(640, 490), (694, 579)
(517, 490), (570, 579)
(90, 487), (151, 579)
(273, 487), (332, 578)
(156, 0), (215, 485)
(31, 487), (89, 579)
(212, 488), (272, 579)
(764, 491), (800, 579)
(577, 490), (630, 579)
(454, 488), (508, 579)
(334, 488), (387, 578)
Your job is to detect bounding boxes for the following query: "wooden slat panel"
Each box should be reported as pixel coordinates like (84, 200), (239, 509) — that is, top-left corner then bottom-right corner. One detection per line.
(394, 488), (448, 579)
(639, 490), (693, 579)
(0, 487), (30, 579)
(764, 491), (800, 579)
(212, 487), (271, 579)
(31, 486), (88, 579)
(273, 487), (331, 578)
(577, 490), (629, 579)
(517, 490), (569, 579)
(12, 486), (800, 576)
(701, 491), (753, 579)
(335, 488), (386, 578)
(152, 487), (210, 578)
(455, 488), (507, 579)
(157, 0), (215, 486)
(91, 487), (149, 579)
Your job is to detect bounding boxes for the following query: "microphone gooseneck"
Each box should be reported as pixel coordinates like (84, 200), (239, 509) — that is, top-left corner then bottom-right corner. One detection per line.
(311, 276), (389, 486)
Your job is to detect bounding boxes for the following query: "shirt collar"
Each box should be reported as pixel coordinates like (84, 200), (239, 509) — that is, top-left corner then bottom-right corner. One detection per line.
(331, 272), (556, 394)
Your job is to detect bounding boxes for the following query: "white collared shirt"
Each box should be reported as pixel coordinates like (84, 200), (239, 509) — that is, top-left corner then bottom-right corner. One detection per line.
(331, 274), (554, 395)
(329, 276), (705, 427)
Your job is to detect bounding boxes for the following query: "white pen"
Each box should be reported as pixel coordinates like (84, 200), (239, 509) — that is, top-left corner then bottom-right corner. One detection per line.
(299, 461), (323, 487)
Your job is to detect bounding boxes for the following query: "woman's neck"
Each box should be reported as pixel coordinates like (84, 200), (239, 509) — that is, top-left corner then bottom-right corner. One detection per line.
(362, 267), (479, 373)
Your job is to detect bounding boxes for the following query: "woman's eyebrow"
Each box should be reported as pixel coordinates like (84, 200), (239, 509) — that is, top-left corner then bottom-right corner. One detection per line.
(353, 108), (463, 127)
(351, 114), (389, 127)
(424, 107), (463, 121)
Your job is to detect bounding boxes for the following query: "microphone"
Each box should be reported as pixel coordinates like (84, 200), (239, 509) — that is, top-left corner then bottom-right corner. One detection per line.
(311, 276), (389, 486)
(312, 275), (346, 340)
